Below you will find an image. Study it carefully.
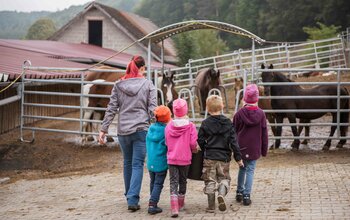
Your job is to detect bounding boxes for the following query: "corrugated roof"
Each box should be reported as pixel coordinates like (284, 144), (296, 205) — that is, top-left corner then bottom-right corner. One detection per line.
(0, 39), (174, 82)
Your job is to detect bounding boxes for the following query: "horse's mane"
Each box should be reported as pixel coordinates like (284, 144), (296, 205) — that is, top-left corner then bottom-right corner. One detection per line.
(273, 71), (293, 82)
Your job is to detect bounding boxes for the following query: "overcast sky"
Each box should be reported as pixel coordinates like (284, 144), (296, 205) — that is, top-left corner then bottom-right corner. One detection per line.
(0, 0), (92, 12)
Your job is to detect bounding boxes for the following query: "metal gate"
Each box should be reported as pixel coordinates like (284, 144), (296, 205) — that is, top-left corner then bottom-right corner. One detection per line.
(20, 65), (122, 143)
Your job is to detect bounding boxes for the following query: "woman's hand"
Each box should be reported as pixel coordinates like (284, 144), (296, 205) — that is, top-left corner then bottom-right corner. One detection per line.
(98, 131), (107, 145)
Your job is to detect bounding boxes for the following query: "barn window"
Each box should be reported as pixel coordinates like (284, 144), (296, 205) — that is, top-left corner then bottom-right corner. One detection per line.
(88, 20), (103, 47)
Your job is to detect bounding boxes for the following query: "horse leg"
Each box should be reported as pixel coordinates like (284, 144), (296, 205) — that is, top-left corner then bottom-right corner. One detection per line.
(266, 113), (277, 149)
(299, 119), (309, 145)
(336, 111), (349, 148)
(287, 113), (300, 150)
(200, 91), (206, 115)
(323, 113), (337, 151)
(82, 110), (94, 143)
(274, 115), (284, 149)
(297, 122), (304, 143)
(304, 123), (310, 145)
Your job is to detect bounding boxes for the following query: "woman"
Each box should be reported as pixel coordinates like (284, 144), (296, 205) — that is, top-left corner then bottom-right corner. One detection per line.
(99, 55), (157, 211)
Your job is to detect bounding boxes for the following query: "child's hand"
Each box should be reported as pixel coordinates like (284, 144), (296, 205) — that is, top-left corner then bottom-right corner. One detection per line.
(237, 160), (244, 167)
(192, 148), (198, 153)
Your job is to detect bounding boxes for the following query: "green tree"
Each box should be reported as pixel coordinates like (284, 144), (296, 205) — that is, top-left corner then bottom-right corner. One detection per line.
(174, 32), (200, 66)
(25, 18), (57, 40)
(174, 29), (229, 66)
(135, 0), (185, 26)
(191, 29), (229, 57)
(302, 22), (341, 67)
(303, 22), (341, 40)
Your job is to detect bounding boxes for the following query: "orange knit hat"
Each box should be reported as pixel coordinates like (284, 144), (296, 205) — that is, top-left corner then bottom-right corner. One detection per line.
(154, 105), (171, 123)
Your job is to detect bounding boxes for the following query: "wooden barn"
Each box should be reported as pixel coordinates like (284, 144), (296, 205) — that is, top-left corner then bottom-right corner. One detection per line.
(49, 1), (177, 64)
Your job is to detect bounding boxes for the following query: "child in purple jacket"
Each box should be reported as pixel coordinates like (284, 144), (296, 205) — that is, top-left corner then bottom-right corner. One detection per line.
(165, 98), (198, 218)
(233, 83), (268, 206)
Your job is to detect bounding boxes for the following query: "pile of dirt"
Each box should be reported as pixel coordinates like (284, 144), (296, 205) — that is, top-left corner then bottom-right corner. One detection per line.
(0, 129), (121, 182)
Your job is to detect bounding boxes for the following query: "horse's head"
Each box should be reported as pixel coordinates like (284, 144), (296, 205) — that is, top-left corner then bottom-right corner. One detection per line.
(207, 68), (221, 86)
(261, 63), (274, 96)
(161, 70), (178, 105)
(234, 77), (244, 93)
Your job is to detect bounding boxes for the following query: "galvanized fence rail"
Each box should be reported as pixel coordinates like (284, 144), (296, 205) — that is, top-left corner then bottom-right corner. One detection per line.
(20, 65), (124, 142)
(19, 64), (350, 147)
(170, 36), (348, 90)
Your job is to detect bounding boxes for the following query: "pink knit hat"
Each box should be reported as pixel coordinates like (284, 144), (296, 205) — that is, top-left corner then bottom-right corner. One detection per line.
(244, 84), (259, 104)
(173, 98), (188, 117)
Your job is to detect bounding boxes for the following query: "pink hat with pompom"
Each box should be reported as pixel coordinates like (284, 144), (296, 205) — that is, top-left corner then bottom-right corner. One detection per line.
(244, 84), (259, 104)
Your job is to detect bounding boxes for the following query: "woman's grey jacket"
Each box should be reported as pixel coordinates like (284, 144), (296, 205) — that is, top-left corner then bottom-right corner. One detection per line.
(101, 78), (157, 135)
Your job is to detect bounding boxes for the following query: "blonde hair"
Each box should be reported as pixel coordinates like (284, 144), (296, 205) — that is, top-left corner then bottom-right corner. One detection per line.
(206, 95), (223, 113)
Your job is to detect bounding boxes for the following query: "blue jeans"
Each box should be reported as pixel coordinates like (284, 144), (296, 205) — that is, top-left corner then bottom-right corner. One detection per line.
(237, 160), (257, 196)
(149, 170), (167, 204)
(118, 130), (147, 206)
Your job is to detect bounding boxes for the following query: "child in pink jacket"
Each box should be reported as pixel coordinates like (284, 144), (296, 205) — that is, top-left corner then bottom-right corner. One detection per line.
(165, 98), (198, 218)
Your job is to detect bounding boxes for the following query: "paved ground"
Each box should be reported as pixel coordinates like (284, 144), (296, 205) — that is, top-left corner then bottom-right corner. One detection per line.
(1, 153), (350, 220)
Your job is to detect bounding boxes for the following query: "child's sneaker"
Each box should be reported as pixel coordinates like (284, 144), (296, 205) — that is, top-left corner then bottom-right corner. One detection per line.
(243, 194), (251, 206)
(236, 191), (243, 203)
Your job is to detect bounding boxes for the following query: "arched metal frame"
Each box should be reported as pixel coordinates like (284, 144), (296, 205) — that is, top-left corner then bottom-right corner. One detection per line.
(141, 20), (266, 80)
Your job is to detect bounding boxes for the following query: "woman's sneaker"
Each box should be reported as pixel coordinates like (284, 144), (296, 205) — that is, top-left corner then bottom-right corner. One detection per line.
(243, 194), (251, 206)
(128, 204), (140, 212)
(148, 205), (162, 214)
(236, 192), (243, 203)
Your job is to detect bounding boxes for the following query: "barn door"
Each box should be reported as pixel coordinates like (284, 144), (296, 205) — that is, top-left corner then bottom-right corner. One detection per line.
(88, 20), (103, 47)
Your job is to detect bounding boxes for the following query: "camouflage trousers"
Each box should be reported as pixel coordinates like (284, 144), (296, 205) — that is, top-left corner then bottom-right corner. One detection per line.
(201, 159), (231, 194)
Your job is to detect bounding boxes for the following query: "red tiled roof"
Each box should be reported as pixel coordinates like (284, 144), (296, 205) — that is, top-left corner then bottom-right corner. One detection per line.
(0, 39), (174, 82)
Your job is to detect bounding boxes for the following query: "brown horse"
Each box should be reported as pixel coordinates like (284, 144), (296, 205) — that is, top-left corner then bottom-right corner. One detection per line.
(261, 64), (349, 150)
(233, 77), (244, 107)
(194, 67), (221, 114)
(82, 66), (124, 143)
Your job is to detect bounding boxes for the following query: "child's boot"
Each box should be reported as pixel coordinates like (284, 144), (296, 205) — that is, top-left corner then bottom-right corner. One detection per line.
(217, 185), (227, 211)
(243, 194), (251, 206)
(206, 193), (215, 213)
(178, 194), (185, 211)
(148, 201), (162, 215)
(170, 194), (179, 217)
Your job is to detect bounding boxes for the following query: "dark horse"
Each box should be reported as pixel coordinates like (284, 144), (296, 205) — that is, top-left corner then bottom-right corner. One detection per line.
(261, 64), (349, 150)
(157, 70), (178, 113)
(194, 67), (221, 113)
